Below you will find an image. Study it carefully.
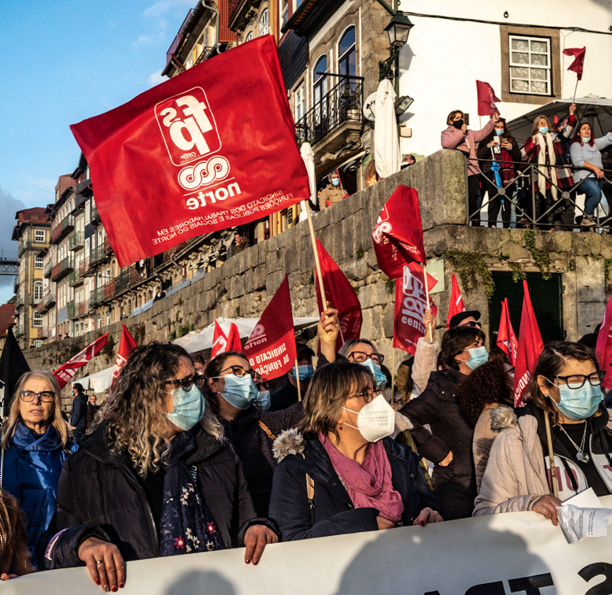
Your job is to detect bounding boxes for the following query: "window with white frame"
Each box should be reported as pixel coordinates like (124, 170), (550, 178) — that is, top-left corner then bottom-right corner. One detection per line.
(245, 31), (254, 43)
(35, 229), (45, 243)
(509, 35), (551, 96)
(34, 281), (43, 303)
(338, 27), (356, 78)
(295, 84), (305, 123)
(33, 311), (42, 327)
(258, 9), (269, 36)
(34, 255), (44, 269)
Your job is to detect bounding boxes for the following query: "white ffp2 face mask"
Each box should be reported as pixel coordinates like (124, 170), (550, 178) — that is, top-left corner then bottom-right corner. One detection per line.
(343, 394), (395, 443)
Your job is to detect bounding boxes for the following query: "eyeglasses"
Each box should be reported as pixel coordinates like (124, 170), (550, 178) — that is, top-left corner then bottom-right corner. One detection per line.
(347, 351), (384, 366)
(348, 389), (381, 404)
(20, 391), (55, 403)
(464, 321), (482, 329)
(164, 376), (195, 392)
(219, 365), (255, 378)
(194, 374), (206, 388)
(550, 371), (605, 389)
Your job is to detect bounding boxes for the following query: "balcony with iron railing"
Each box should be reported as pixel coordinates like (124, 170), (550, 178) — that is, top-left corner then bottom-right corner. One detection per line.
(69, 232), (85, 251)
(15, 295), (23, 310)
(103, 279), (116, 302)
(18, 238), (48, 258)
(51, 215), (75, 244)
(67, 300), (77, 320)
(91, 204), (101, 225)
(40, 288), (56, 313)
(104, 237), (113, 254)
(68, 270), (84, 287)
(79, 257), (91, 277)
(115, 269), (130, 294)
(89, 286), (106, 309)
(78, 301), (88, 317)
(51, 256), (74, 282)
(89, 245), (109, 268)
(43, 259), (53, 278)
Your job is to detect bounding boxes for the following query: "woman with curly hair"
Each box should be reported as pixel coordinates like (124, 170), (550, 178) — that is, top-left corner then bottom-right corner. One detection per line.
(37, 343), (279, 593)
(456, 360), (514, 491)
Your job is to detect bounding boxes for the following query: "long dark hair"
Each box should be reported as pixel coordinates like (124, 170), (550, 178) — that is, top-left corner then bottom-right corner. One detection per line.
(203, 351), (251, 418)
(573, 122), (595, 147)
(482, 117), (516, 147)
(439, 326), (486, 370)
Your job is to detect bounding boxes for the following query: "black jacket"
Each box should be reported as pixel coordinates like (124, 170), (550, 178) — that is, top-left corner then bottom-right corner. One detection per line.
(476, 137), (523, 177)
(222, 402), (303, 517)
(400, 367), (476, 520)
(269, 432), (437, 541)
(70, 393), (88, 432)
(270, 378), (300, 412)
(36, 424), (277, 570)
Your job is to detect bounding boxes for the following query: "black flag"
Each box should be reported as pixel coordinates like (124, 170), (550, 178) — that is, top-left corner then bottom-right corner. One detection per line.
(0, 327), (30, 418)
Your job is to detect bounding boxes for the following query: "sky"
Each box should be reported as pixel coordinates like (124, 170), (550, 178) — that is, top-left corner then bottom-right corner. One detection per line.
(0, 0), (195, 304)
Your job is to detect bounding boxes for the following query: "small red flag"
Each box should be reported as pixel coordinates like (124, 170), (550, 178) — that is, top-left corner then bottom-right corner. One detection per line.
(563, 47), (586, 81)
(394, 263), (438, 355)
(595, 296), (612, 390)
(513, 281), (544, 407)
(497, 298), (518, 366)
(476, 80), (500, 117)
(446, 274), (465, 329)
(372, 185), (426, 278)
(211, 321), (229, 358)
(110, 324), (138, 390)
(315, 239), (362, 349)
(226, 323), (242, 353)
(53, 334), (109, 390)
(243, 276), (297, 381)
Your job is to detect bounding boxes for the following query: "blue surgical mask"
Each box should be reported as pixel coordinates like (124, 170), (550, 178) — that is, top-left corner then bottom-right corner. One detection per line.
(538, 127), (549, 135)
(360, 359), (387, 388)
(331, 178), (340, 187)
(219, 374), (258, 410)
(495, 129), (504, 136)
(466, 346), (489, 370)
(289, 364), (315, 383)
(581, 136), (591, 144)
(256, 390), (271, 413)
(552, 382), (604, 421)
(166, 384), (205, 431)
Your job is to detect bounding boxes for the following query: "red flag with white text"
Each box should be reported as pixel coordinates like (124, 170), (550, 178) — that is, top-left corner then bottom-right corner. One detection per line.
(394, 263), (438, 355)
(563, 47), (586, 81)
(476, 81), (500, 116)
(211, 321), (229, 358)
(110, 324), (138, 390)
(53, 334), (109, 390)
(497, 298), (518, 366)
(243, 276), (297, 381)
(446, 274), (465, 328)
(595, 296), (612, 390)
(70, 36), (309, 267)
(315, 239), (362, 349)
(513, 281), (544, 407)
(226, 323), (242, 353)
(372, 185), (426, 279)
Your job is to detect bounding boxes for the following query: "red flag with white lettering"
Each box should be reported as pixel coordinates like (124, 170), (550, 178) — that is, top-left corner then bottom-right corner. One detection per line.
(595, 296), (612, 390)
(211, 321), (229, 358)
(53, 334), (109, 390)
(315, 240), (362, 349)
(243, 276), (297, 381)
(110, 324), (138, 390)
(476, 80), (500, 116)
(226, 323), (242, 353)
(372, 185), (426, 279)
(70, 36), (309, 267)
(497, 298), (518, 366)
(513, 281), (544, 407)
(394, 263), (438, 355)
(446, 274), (465, 328)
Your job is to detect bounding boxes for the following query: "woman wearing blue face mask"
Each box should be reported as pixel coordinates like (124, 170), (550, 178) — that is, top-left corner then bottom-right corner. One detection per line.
(475, 342), (612, 524)
(204, 352), (304, 517)
(269, 343), (316, 412)
(38, 343), (279, 592)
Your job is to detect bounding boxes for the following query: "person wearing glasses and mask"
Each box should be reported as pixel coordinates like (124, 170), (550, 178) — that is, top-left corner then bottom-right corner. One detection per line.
(269, 362), (440, 541)
(203, 351), (304, 517)
(475, 342), (612, 522)
(1, 371), (78, 565)
(38, 343), (279, 593)
(269, 343), (316, 412)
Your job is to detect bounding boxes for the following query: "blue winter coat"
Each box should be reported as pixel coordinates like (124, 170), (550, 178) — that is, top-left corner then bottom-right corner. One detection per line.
(3, 422), (78, 563)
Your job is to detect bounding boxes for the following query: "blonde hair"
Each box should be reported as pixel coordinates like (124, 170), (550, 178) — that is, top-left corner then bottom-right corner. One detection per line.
(532, 115), (552, 136)
(1, 370), (69, 450)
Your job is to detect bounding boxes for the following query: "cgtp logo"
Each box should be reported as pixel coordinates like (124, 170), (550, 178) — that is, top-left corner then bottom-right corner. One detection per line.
(245, 323), (267, 348)
(372, 206), (392, 245)
(155, 87), (222, 166)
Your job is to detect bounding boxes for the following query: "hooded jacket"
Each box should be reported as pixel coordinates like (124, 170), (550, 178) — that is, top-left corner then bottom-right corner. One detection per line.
(269, 430), (437, 541)
(36, 423), (278, 570)
(3, 422), (78, 562)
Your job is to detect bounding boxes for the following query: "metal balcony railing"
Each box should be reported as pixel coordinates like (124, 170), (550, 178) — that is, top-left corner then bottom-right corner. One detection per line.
(51, 256), (74, 282)
(43, 260), (53, 278)
(42, 289), (56, 311)
(115, 270), (130, 294)
(90, 286), (106, 309)
(15, 295), (23, 310)
(68, 270), (80, 286)
(296, 74), (364, 146)
(67, 300), (77, 319)
(78, 301), (88, 317)
(89, 245), (108, 268)
(69, 232), (85, 251)
(79, 257), (90, 277)
(91, 204), (101, 224)
(51, 215), (75, 244)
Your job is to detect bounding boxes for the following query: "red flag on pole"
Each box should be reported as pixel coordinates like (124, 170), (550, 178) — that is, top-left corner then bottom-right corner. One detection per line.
(372, 185), (426, 279)
(563, 47), (586, 81)
(513, 281), (544, 407)
(315, 239), (362, 349)
(70, 36), (309, 267)
(497, 298), (518, 366)
(226, 323), (242, 353)
(476, 81), (501, 116)
(110, 324), (138, 389)
(595, 296), (612, 390)
(53, 334), (109, 390)
(211, 321), (229, 358)
(446, 274), (465, 328)
(243, 276), (297, 381)
(394, 263), (438, 355)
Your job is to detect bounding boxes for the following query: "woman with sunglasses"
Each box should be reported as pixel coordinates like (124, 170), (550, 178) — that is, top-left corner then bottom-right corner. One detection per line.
(37, 343), (279, 592)
(1, 370), (77, 566)
(269, 362), (440, 541)
(475, 342), (612, 523)
(203, 351), (304, 517)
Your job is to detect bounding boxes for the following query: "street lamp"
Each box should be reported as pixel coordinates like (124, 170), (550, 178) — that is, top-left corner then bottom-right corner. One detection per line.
(379, 11), (413, 82)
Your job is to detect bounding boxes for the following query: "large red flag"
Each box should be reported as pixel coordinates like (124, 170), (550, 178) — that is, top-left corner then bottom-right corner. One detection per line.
(476, 81), (500, 116)
(226, 323), (242, 353)
(513, 281), (544, 407)
(53, 334), (109, 390)
(70, 36), (309, 267)
(595, 296), (612, 390)
(372, 185), (426, 279)
(497, 298), (518, 366)
(211, 321), (229, 358)
(446, 274), (465, 328)
(315, 239), (362, 349)
(394, 263), (438, 355)
(110, 324), (138, 389)
(563, 47), (586, 81)
(243, 276), (297, 381)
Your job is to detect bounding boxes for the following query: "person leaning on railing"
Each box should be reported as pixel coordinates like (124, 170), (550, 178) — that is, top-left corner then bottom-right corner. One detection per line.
(570, 122), (612, 228)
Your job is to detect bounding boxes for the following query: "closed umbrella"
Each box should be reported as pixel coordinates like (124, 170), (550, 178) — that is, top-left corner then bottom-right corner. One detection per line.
(374, 78), (401, 179)
(300, 142), (316, 221)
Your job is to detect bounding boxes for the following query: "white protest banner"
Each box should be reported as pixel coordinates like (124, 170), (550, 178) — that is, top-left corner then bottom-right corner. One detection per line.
(7, 496), (612, 595)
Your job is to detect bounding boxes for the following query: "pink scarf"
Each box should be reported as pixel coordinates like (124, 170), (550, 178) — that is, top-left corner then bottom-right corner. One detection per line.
(319, 433), (404, 522)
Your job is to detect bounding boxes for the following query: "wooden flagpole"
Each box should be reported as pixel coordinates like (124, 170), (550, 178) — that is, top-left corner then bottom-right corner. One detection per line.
(305, 202), (328, 311)
(295, 360), (302, 402)
(544, 412), (559, 499)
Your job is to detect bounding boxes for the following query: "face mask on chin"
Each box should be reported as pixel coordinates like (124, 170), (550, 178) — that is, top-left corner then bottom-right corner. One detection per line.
(581, 136), (591, 144)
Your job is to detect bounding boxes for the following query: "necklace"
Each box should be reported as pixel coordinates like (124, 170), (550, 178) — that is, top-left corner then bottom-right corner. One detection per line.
(557, 421), (590, 463)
